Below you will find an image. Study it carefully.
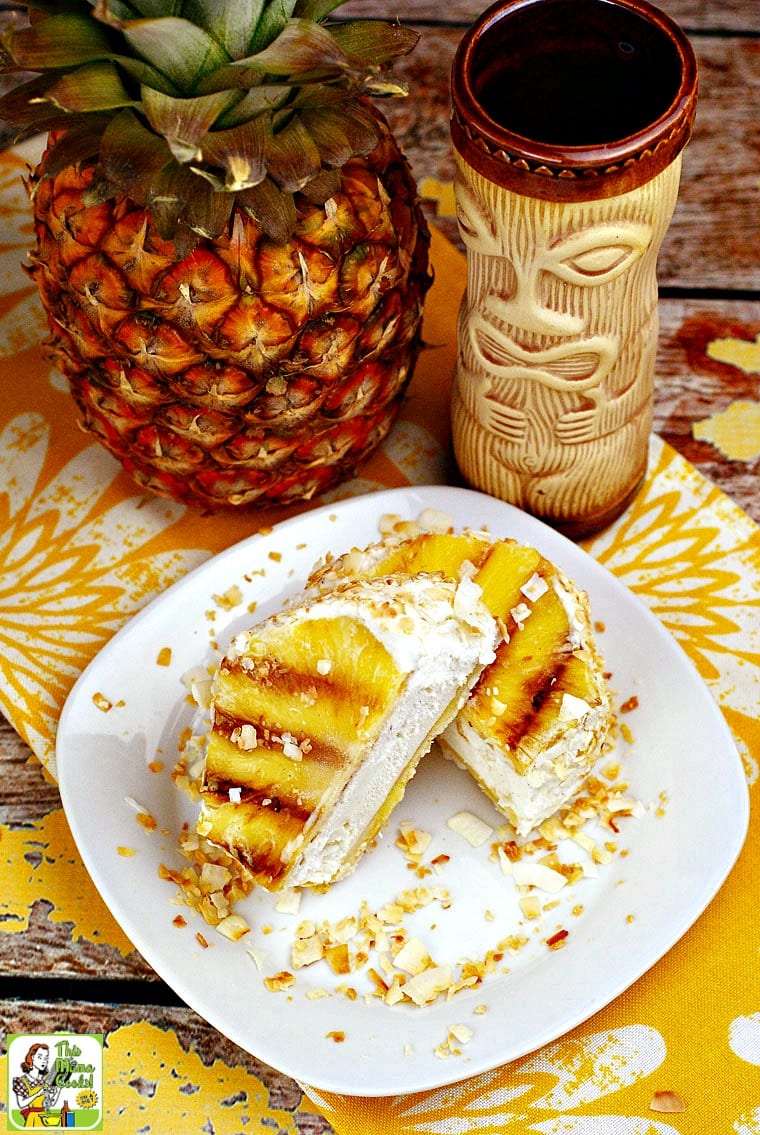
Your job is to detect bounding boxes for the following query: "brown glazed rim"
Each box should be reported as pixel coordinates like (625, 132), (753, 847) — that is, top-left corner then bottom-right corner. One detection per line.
(450, 0), (699, 200)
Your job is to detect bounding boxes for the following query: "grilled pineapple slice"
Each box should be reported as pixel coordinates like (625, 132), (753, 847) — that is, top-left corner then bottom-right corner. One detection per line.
(199, 573), (498, 890)
(308, 524), (612, 835)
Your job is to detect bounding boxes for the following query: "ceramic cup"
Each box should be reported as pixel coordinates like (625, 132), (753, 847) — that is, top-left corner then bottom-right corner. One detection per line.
(450, 0), (698, 538)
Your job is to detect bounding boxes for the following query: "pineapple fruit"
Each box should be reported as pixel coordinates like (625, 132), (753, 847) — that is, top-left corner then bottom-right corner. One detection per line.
(0, 1), (431, 508)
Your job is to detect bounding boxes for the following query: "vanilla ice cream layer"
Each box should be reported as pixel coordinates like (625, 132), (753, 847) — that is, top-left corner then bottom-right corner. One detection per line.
(439, 695), (610, 837)
(286, 645), (490, 888)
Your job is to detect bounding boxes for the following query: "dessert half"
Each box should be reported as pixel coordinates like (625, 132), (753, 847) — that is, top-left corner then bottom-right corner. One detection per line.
(198, 573), (498, 890)
(308, 522), (613, 836)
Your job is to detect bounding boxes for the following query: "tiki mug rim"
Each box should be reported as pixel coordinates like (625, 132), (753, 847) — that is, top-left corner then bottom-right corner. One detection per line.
(450, 0), (698, 201)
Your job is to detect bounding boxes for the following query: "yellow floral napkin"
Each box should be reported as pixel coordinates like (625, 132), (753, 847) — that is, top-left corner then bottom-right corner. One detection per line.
(2, 138), (760, 1132)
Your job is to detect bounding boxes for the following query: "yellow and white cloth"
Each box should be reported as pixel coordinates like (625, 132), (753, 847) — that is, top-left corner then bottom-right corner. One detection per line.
(1, 140), (759, 1132)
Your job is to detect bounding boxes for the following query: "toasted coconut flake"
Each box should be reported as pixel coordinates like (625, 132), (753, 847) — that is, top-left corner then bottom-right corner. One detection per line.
(448, 1023), (473, 1045)
(282, 738), (303, 761)
(453, 576), (485, 621)
(511, 860), (567, 893)
(385, 978), (406, 1006)
(502, 933), (529, 954)
(650, 1090), (686, 1113)
(447, 811), (494, 847)
(246, 948), (267, 972)
(403, 965), (454, 1006)
(519, 895), (541, 920)
(264, 971), (296, 992)
(539, 815), (570, 842)
(275, 889), (302, 915)
(331, 916), (359, 944)
(396, 822), (432, 859)
(181, 665), (214, 707)
(608, 795), (644, 817)
(520, 573), (549, 602)
(292, 935), (325, 969)
(324, 943), (351, 976)
(200, 862), (232, 890)
(572, 830), (596, 855)
(216, 914), (251, 941)
(417, 507), (453, 533)
(190, 678), (213, 709)
(214, 585), (243, 610)
(233, 723), (258, 751)
(393, 937), (433, 976)
(510, 602), (532, 629)
(378, 513), (403, 535)
(378, 902), (405, 924)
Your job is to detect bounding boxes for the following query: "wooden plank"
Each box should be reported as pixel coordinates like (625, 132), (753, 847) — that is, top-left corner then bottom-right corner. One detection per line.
(341, 0), (759, 33)
(655, 298), (760, 521)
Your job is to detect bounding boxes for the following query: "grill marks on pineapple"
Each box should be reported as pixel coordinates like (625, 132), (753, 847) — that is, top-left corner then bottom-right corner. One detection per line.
(340, 530), (602, 774)
(201, 614), (405, 886)
(200, 796), (305, 887)
(482, 649), (571, 752)
(203, 723), (333, 847)
(465, 585), (579, 769)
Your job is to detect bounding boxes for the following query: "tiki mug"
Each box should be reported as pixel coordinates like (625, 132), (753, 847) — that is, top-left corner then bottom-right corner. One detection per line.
(450, 0), (698, 538)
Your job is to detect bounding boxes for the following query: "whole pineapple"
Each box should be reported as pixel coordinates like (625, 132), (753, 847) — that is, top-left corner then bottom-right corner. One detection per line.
(0, 0), (431, 508)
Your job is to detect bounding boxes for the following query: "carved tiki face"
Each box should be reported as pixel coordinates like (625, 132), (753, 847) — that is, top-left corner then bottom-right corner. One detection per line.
(454, 167), (679, 414)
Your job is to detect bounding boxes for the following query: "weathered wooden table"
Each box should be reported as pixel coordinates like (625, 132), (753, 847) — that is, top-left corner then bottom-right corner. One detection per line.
(2, 1), (758, 1131)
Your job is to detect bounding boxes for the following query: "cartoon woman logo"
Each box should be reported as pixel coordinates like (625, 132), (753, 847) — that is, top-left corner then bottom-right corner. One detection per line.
(11, 1044), (62, 1128)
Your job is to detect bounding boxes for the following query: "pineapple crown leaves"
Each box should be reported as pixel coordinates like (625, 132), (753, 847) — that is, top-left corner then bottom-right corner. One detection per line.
(0, 0), (419, 246)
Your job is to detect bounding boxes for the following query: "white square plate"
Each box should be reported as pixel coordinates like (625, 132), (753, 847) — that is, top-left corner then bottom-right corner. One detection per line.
(57, 486), (749, 1095)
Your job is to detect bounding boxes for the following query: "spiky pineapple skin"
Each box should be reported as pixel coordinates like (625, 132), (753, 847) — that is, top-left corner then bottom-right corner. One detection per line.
(28, 107), (431, 509)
